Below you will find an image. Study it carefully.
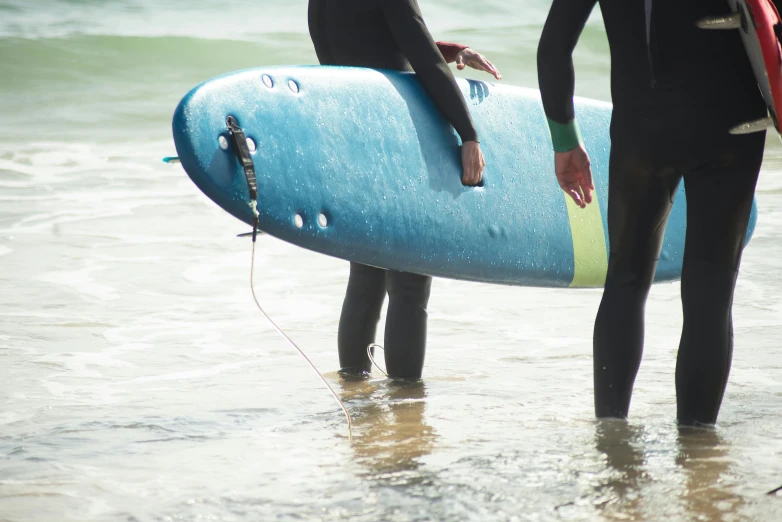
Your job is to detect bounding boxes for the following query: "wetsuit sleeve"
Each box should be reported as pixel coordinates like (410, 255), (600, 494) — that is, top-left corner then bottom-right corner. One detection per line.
(308, 0), (334, 64)
(537, 0), (597, 152)
(382, 0), (479, 143)
(436, 41), (469, 63)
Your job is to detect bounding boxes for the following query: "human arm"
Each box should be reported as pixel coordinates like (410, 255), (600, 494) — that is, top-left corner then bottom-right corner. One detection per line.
(537, 0), (597, 207)
(382, 0), (483, 184)
(436, 41), (468, 63)
(454, 47), (503, 80)
(436, 42), (502, 80)
(381, 0), (477, 143)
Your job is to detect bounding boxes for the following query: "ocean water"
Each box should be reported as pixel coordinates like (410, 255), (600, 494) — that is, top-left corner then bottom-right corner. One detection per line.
(1, 1), (781, 521)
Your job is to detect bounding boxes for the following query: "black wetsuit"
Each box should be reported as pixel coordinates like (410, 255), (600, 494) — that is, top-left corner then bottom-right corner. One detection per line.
(538, 0), (769, 425)
(308, 0), (479, 379)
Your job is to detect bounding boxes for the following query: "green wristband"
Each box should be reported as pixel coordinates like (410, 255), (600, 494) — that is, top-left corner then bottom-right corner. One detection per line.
(547, 118), (584, 153)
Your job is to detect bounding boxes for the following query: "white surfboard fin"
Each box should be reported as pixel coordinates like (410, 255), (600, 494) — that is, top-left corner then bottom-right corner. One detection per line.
(696, 13), (743, 30)
(729, 116), (775, 134)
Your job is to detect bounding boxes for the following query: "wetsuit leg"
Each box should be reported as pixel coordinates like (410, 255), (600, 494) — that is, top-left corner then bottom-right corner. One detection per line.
(676, 132), (765, 425)
(593, 135), (683, 419)
(338, 262), (387, 375)
(383, 270), (432, 379)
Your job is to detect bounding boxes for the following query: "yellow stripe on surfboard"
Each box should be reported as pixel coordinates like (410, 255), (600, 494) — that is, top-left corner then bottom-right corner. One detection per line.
(564, 192), (608, 288)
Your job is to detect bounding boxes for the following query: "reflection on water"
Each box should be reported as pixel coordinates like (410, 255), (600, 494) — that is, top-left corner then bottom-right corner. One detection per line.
(676, 427), (741, 522)
(340, 379), (437, 478)
(593, 420), (647, 520)
(585, 421), (753, 521)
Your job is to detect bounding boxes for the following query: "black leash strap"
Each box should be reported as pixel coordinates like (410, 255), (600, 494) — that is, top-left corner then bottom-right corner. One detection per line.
(226, 115), (260, 241)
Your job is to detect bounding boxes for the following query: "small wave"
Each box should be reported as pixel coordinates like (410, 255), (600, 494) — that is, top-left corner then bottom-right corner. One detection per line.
(0, 0), (530, 41)
(0, 33), (316, 139)
(0, 33), (313, 71)
(0, 0), (307, 41)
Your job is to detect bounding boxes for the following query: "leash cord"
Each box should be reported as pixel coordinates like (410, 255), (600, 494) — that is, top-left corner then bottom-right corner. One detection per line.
(249, 225), (352, 441)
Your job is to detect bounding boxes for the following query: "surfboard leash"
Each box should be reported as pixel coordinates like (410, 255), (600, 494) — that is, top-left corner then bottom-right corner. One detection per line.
(226, 116), (353, 441)
(366, 344), (388, 378)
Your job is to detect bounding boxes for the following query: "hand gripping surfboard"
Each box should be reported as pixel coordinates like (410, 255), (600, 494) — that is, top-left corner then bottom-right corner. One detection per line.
(698, 0), (782, 135)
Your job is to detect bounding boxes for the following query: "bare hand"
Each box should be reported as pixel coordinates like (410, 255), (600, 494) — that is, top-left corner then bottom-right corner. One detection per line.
(461, 141), (485, 186)
(455, 48), (502, 80)
(555, 146), (594, 208)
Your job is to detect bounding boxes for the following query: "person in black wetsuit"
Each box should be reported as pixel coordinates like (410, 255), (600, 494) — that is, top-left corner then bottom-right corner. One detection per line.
(308, 0), (500, 380)
(537, 0), (771, 425)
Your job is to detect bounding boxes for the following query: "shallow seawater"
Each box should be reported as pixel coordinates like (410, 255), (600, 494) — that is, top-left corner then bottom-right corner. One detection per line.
(1, 1), (781, 521)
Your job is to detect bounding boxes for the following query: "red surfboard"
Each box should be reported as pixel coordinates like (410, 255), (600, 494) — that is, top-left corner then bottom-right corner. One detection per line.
(699, 0), (782, 134)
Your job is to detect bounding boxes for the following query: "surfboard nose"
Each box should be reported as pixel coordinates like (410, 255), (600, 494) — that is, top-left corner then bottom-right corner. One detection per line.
(174, 68), (320, 231)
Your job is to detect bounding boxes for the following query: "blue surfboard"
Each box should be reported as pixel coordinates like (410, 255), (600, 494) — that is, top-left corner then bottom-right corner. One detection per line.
(172, 66), (758, 288)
